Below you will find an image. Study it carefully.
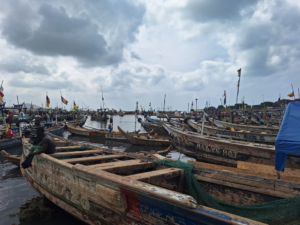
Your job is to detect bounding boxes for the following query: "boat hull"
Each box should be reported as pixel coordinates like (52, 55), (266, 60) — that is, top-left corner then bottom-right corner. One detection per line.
(20, 142), (261, 225)
(91, 116), (108, 121)
(163, 124), (300, 168)
(188, 120), (277, 144)
(0, 124), (65, 150)
(67, 124), (128, 141)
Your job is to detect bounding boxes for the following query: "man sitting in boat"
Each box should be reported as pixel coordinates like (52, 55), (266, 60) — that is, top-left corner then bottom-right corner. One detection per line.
(24, 127), (56, 168)
(21, 117), (53, 144)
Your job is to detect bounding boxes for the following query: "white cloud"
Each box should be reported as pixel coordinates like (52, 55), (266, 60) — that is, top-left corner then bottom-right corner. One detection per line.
(0, 0), (299, 110)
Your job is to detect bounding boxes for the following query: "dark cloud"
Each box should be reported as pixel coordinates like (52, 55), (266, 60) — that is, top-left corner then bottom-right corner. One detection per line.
(183, 0), (258, 23)
(1, 1), (145, 67)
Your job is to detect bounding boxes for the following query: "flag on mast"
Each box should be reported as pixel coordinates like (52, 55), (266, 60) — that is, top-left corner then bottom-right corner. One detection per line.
(74, 101), (79, 111)
(46, 95), (50, 107)
(0, 81), (4, 100)
(61, 96), (68, 105)
(287, 92), (294, 97)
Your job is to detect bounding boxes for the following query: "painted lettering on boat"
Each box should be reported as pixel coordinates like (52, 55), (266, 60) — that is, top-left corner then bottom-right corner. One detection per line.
(31, 165), (90, 211)
(197, 143), (237, 158)
(105, 134), (125, 139)
(0, 138), (22, 148)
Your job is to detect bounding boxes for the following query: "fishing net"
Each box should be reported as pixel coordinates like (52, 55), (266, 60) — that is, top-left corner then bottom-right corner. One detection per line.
(154, 160), (300, 225)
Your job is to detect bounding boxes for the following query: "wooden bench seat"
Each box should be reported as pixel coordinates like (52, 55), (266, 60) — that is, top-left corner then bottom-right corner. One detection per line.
(61, 154), (124, 164)
(50, 150), (104, 158)
(56, 146), (84, 152)
(127, 168), (183, 181)
(88, 159), (155, 174)
(127, 168), (185, 192)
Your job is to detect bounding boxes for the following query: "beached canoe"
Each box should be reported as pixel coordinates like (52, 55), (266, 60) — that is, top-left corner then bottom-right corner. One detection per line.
(208, 117), (280, 133)
(118, 126), (171, 146)
(188, 119), (277, 143)
(20, 134), (264, 225)
(163, 124), (300, 168)
(67, 122), (144, 142)
(138, 118), (166, 135)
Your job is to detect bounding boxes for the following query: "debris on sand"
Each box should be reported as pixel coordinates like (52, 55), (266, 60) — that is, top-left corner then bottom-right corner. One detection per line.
(18, 197), (55, 222)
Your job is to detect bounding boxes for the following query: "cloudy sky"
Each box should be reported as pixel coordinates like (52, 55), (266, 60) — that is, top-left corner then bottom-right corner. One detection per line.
(0, 0), (299, 111)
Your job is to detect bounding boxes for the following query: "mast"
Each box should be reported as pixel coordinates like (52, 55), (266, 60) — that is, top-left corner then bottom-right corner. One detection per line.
(163, 94), (166, 112)
(236, 68), (241, 109)
(135, 101), (138, 132)
(101, 86), (104, 109)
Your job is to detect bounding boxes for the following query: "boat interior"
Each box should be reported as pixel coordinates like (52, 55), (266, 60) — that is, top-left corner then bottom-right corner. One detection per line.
(25, 136), (184, 193)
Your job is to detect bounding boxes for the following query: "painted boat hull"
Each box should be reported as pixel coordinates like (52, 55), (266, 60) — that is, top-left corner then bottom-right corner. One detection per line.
(91, 116), (108, 121)
(20, 138), (262, 225)
(139, 120), (166, 135)
(208, 118), (279, 133)
(119, 126), (171, 146)
(188, 120), (277, 144)
(67, 124), (128, 141)
(163, 124), (300, 168)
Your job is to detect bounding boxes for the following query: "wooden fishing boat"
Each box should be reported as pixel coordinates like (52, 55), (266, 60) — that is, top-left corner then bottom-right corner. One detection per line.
(67, 122), (145, 142)
(163, 124), (300, 168)
(1, 150), (21, 166)
(208, 117), (280, 133)
(118, 109), (125, 116)
(209, 118), (280, 134)
(0, 123), (65, 150)
(90, 114), (108, 121)
(118, 126), (171, 146)
(20, 134), (264, 225)
(138, 118), (167, 135)
(188, 119), (277, 143)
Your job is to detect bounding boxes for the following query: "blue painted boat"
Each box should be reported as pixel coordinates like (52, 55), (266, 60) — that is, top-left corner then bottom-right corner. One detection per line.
(0, 123), (65, 150)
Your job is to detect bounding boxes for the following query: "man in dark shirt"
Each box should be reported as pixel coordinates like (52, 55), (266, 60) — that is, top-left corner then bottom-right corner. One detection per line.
(22, 117), (53, 144)
(27, 127), (56, 161)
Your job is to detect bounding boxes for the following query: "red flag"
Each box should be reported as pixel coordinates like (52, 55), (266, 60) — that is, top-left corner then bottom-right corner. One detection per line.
(0, 91), (4, 99)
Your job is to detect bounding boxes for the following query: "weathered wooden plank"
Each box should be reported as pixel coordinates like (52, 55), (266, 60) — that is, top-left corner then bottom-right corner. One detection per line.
(55, 141), (68, 147)
(188, 160), (300, 184)
(96, 184), (122, 207)
(194, 175), (295, 198)
(202, 173), (274, 190)
(88, 159), (154, 170)
(56, 146), (85, 152)
(61, 155), (124, 164)
(127, 168), (183, 181)
(50, 150), (104, 158)
(237, 161), (300, 178)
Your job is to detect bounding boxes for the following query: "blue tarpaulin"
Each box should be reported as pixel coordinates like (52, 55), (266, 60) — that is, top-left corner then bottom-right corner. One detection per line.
(275, 102), (300, 171)
(145, 116), (163, 125)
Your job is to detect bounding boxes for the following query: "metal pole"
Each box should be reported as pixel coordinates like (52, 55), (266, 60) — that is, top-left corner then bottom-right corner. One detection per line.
(201, 111), (205, 136)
